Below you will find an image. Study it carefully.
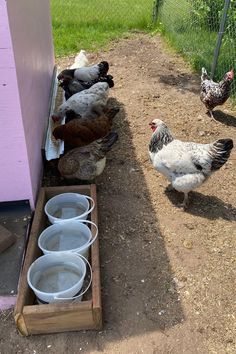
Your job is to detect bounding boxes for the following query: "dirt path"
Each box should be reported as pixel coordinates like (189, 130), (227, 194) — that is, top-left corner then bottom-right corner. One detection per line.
(1, 33), (236, 354)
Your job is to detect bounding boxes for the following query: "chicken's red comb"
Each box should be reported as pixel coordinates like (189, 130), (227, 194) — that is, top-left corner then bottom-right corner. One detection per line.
(227, 69), (234, 80)
(52, 115), (60, 123)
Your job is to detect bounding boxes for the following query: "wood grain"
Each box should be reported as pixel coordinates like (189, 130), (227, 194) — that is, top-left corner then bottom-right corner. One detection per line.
(14, 184), (102, 335)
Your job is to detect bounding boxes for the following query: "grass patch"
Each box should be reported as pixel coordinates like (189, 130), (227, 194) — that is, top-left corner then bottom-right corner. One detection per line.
(50, 0), (154, 57)
(155, 0), (236, 99)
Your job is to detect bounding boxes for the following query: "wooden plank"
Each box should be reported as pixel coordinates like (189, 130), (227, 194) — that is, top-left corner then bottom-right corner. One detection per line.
(90, 184), (102, 329)
(14, 188), (47, 316)
(44, 185), (91, 200)
(23, 301), (94, 335)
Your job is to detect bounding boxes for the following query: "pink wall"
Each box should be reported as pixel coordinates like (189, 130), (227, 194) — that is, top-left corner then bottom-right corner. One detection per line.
(0, 0), (54, 208)
(0, 1), (32, 204)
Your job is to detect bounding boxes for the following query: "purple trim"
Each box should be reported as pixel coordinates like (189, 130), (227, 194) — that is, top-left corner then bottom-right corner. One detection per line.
(0, 296), (16, 310)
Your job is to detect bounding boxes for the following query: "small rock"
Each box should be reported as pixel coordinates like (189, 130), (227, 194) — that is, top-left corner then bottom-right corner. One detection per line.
(173, 277), (185, 289)
(198, 130), (206, 137)
(158, 310), (165, 315)
(183, 240), (193, 249)
(184, 223), (195, 230)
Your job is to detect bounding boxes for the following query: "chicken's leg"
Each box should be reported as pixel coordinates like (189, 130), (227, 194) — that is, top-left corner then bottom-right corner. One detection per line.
(181, 192), (189, 210)
(208, 110), (218, 123)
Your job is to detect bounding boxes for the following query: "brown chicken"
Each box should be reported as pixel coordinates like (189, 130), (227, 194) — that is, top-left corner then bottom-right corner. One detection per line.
(52, 106), (119, 149)
(58, 132), (118, 180)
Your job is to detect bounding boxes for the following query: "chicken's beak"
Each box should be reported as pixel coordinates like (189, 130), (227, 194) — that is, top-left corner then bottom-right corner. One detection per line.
(149, 122), (157, 132)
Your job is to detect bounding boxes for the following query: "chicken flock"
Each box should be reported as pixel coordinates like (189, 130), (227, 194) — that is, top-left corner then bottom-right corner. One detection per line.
(51, 56), (234, 210)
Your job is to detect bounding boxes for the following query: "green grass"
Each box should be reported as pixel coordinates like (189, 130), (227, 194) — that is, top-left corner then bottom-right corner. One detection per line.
(50, 0), (236, 99)
(50, 0), (154, 57)
(156, 0), (235, 85)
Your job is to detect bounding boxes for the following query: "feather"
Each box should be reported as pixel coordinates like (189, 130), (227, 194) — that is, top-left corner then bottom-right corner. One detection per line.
(52, 82), (110, 121)
(148, 119), (234, 208)
(58, 132), (118, 180)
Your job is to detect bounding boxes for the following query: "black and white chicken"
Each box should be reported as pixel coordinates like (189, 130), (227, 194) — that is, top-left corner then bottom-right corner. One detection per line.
(149, 119), (234, 209)
(200, 67), (234, 121)
(52, 82), (110, 122)
(57, 61), (109, 83)
(59, 74), (114, 100)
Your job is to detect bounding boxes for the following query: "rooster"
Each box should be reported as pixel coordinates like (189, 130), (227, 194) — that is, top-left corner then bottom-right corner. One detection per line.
(58, 132), (118, 180)
(200, 67), (234, 121)
(57, 61), (109, 83)
(149, 119), (233, 209)
(59, 74), (114, 100)
(52, 82), (110, 122)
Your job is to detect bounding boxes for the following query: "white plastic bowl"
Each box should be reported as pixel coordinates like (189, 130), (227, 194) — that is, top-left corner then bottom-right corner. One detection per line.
(44, 193), (95, 224)
(27, 253), (91, 303)
(38, 220), (98, 259)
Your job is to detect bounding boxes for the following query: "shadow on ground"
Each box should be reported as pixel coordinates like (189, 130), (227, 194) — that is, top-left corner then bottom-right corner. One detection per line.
(213, 110), (236, 127)
(158, 73), (200, 95)
(5, 98), (184, 352)
(165, 188), (236, 221)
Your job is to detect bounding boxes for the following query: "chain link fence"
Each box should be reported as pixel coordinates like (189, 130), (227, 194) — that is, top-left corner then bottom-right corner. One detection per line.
(153, 0), (236, 98)
(50, 0), (236, 98)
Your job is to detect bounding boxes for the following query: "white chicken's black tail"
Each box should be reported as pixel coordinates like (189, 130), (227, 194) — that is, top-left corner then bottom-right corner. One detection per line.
(201, 67), (210, 82)
(210, 139), (234, 171)
(100, 132), (119, 152)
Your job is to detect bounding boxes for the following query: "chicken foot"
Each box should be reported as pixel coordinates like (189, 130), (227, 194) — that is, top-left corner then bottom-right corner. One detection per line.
(180, 192), (189, 210)
(207, 110), (218, 123)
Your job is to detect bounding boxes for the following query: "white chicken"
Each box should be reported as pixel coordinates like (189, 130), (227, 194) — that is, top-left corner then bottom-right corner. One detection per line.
(149, 119), (234, 209)
(52, 82), (110, 122)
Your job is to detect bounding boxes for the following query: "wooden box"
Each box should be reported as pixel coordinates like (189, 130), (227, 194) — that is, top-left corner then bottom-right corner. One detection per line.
(14, 184), (102, 336)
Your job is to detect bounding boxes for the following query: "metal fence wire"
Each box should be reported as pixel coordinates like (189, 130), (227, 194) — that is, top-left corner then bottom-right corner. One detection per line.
(50, 0), (154, 56)
(50, 0), (236, 99)
(153, 0), (236, 98)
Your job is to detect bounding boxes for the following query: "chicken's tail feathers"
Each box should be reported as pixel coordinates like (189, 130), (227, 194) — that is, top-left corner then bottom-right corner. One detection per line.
(99, 74), (114, 88)
(98, 61), (109, 76)
(65, 109), (81, 122)
(104, 106), (120, 120)
(201, 67), (210, 81)
(210, 138), (234, 171)
(89, 102), (107, 118)
(100, 131), (119, 153)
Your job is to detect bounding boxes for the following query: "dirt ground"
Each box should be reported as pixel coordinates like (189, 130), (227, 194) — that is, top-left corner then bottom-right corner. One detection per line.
(1, 33), (236, 354)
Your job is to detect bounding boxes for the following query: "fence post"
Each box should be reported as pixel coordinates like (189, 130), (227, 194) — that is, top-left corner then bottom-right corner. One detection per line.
(211, 0), (231, 79)
(153, 0), (159, 24)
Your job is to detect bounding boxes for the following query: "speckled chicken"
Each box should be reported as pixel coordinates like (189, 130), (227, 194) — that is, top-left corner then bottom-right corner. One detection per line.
(59, 74), (114, 100)
(52, 82), (110, 122)
(52, 106), (119, 149)
(149, 119), (233, 209)
(57, 61), (109, 83)
(58, 132), (118, 180)
(200, 67), (234, 121)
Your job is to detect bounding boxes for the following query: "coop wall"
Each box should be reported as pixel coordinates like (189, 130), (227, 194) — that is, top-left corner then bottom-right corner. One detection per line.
(0, 0), (55, 208)
(0, 0), (32, 204)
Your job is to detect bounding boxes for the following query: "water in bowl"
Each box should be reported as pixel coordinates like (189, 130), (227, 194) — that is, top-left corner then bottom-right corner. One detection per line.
(53, 202), (85, 219)
(44, 230), (89, 252)
(34, 263), (83, 293)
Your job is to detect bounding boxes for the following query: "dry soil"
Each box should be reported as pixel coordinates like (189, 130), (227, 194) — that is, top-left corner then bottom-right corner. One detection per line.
(1, 33), (236, 354)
